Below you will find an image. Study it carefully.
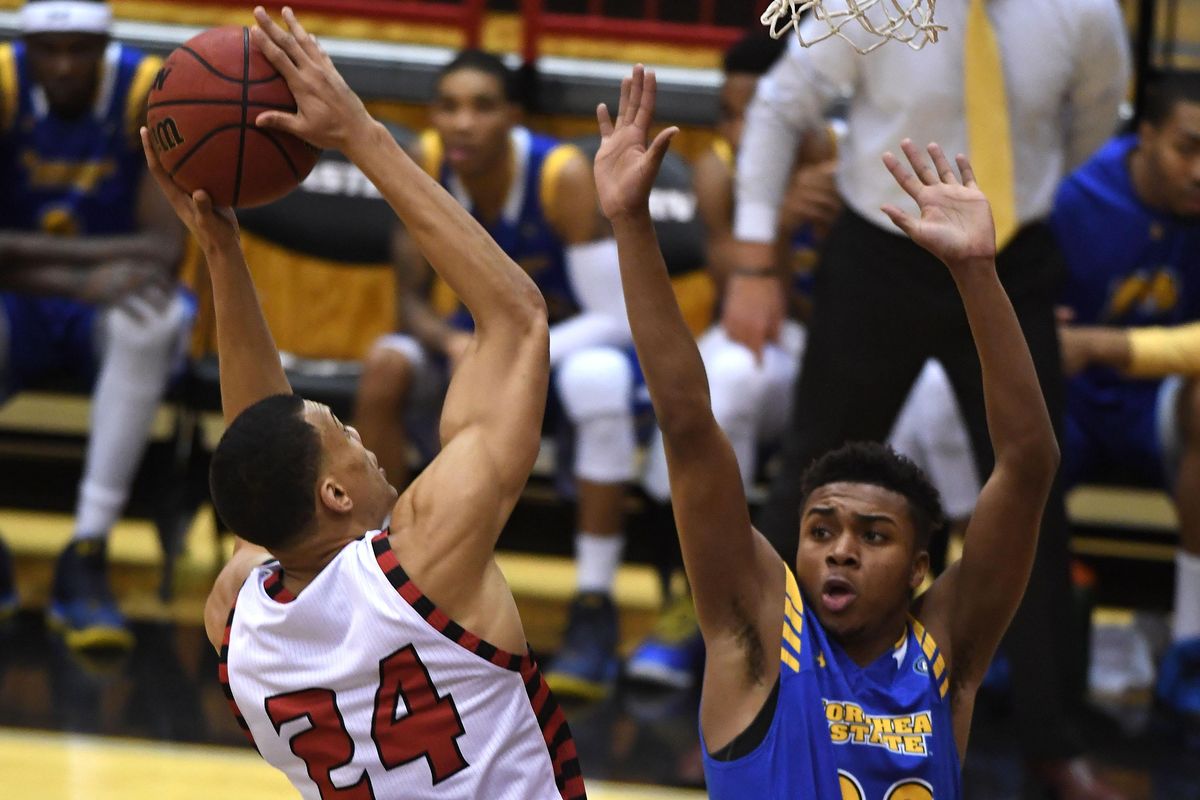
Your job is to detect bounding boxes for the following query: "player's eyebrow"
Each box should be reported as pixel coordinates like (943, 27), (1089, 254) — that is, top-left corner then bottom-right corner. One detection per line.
(853, 512), (897, 527)
(804, 506), (896, 526)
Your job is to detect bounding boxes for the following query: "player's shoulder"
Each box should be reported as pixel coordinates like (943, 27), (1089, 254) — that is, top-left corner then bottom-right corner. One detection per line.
(1055, 134), (1136, 209)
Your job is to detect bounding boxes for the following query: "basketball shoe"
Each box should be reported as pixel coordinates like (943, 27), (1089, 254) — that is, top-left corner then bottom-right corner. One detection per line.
(48, 538), (134, 652)
(543, 592), (619, 701)
(625, 589), (704, 690)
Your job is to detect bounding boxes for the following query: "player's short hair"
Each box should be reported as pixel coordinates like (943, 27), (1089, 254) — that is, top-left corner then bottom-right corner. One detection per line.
(800, 441), (946, 552)
(1142, 70), (1200, 127)
(209, 394), (321, 550)
(437, 49), (517, 103)
(723, 30), (788, 77)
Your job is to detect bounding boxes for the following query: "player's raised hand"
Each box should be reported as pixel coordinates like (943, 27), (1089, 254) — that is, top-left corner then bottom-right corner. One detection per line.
(141, 127), (238, 250)
(594, 65), (679, 222)
(251, 6), (371, 151)
(881, 140), (997, 270)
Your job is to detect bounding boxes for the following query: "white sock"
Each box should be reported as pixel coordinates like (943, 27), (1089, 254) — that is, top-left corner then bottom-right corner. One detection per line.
(1173, 550), (1200, 641)
(576, 532), (624, 596)
(74, 296), (186, 539)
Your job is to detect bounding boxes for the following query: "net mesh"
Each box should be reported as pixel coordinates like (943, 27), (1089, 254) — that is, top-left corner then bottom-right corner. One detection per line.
(761, 0), (945, 54)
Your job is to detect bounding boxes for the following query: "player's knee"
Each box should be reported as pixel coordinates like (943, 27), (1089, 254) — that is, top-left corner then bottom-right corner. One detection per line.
(557, 347), (633, 422)
(359, 342), (415, 406)
(706, 343), (767, 426)
(106, 293), (188, 355)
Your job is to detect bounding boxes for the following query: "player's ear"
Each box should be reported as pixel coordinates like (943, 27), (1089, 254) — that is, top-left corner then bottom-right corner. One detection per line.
(318, 477), (354, 515)
(910, 549), (930, 592)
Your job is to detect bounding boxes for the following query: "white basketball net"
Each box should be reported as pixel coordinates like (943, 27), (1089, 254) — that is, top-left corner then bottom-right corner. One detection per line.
(761, 0), (945, 54)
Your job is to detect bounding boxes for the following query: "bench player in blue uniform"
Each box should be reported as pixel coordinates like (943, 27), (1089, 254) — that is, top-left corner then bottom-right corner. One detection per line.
(0, 0), (188, 651)
(596, 66), (1058, 798)
(1051, 71), (1200, 719)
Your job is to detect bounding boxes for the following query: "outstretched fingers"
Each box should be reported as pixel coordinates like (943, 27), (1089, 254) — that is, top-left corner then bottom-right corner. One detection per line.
(251, 10), (301, 84)
(900, 139), (938, 186)
(596, 102), (614, 138)
(633, 68), (657, 131)
(624, 64), (644, 125)
(617, 77), (631, 128)
(956, 154), (977, 188)
(927, 143), (958, 185)
(882, 149), (923, 202)
(281, 7), (322, 63)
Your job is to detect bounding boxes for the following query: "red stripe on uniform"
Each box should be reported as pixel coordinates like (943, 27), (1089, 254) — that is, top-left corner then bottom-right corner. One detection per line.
(218, 603), (257, 749)
(520, 659), (586, 800)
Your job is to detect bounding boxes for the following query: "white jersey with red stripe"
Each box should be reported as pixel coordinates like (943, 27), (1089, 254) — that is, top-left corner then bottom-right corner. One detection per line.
(219, 530), (584, 800)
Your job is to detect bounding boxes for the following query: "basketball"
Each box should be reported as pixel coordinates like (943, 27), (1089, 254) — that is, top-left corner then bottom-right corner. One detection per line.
(145, 26), (319, 208)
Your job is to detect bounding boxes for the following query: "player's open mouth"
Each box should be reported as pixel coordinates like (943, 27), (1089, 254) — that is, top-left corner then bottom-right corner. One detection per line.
(821, 576), (857, 613)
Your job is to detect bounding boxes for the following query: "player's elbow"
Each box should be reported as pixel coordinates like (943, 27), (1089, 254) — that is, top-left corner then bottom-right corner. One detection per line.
(657, 402), (720, 451)
(1003, 430), (1060, 492)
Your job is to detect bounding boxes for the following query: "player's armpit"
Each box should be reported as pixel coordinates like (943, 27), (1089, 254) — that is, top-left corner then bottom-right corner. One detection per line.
(204, 544), (272, 651)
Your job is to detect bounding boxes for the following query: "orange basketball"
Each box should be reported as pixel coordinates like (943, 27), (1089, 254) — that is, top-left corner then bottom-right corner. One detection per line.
(145, 26), (319, 208)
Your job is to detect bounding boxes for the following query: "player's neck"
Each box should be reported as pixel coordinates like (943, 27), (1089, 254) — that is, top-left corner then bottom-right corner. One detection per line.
(836, 612), (909, 669)
(272, 528), (360, 595)
(1128, 146), (1167, 212)
(458, 144), (515, 222)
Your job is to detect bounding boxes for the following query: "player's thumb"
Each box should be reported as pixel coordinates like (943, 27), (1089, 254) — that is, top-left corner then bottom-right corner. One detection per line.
(255, 110), (300, 135)
(648, 126), (679, 168)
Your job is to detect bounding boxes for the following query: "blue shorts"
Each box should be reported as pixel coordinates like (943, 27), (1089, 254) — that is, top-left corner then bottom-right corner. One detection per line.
(0, 290), (197, 400)
(1063, 375), (1182, 490)
(1, 293), (103, 396)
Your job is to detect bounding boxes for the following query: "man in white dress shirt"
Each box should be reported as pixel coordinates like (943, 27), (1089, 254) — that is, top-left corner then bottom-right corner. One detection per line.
(724, 2), (1131, 797)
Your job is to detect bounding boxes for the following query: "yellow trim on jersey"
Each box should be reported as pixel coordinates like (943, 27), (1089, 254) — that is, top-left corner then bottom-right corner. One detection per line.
(711, 136), (733, 170)
(0, 43), (17, 134)
(782, 619), (802, 654)
(417, 128), (443, 179)
(781, 567), (805, 672)
(910, 616), (951, 697)
(124, 54), (162, 140)
(781, 646), (800, 674)
(539, 142), (583, 217)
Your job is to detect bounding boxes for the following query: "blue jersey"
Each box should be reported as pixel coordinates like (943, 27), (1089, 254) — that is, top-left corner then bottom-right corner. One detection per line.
(0, 41), (161, 235)
(1053, 135), (1200, 391)
(703, 569), (961, 800)
(418, 126), (578, 326)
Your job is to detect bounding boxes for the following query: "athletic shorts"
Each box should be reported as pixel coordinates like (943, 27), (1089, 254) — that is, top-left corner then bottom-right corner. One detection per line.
(0, 291), (196, 400)
(1063, 375), (1183, 490)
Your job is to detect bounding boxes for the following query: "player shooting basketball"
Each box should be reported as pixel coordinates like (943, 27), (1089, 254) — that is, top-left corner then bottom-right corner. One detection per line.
(594, 65), (1058, 797)
(142, 8), (583, 799)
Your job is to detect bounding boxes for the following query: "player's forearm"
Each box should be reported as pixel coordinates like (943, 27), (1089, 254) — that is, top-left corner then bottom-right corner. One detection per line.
(203, 237), (291, 422)
(611, 211), (713, 438)
(0, 263), (89, 296)
(1069, 325), (1133, 372)
(954, 261), (1058, 479)
(401, 294), (458, 354)
(733, 100), (806, 246)
(346, 121), (545, 331)
(0, 229), (179, 271)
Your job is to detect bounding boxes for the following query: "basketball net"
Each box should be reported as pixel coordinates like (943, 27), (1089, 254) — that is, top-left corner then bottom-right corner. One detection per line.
(761, 0), (945, 54)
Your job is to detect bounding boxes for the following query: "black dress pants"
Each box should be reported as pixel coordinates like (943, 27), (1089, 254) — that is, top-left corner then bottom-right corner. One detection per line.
(757, 206), (1082, 759)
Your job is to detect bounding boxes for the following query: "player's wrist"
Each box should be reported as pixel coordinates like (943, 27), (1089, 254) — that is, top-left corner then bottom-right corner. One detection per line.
(340, 117), (388, 166)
